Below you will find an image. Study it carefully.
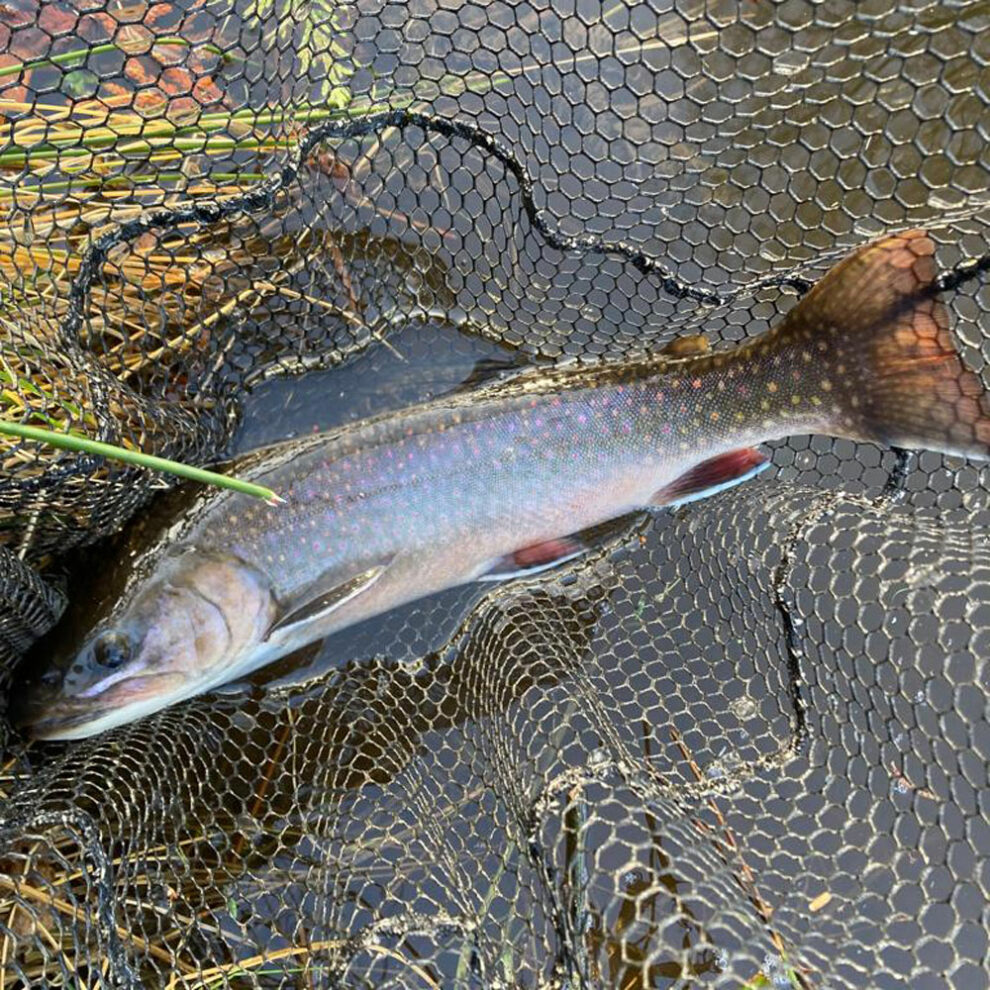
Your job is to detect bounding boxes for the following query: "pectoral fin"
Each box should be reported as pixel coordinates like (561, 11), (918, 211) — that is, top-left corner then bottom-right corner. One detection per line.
(477, 536), (586, 581)
(267, 560), (391, 640)
(652, 448), (770, 509)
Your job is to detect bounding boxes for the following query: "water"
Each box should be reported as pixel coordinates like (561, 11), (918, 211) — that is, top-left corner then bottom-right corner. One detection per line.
(231, 317), (519, 453)
(6, 0), (988, 984)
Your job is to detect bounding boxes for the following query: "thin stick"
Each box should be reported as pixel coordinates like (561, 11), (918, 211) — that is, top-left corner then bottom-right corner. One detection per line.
(670, 728), (812, 988)
(231, 714), (295, 861)
(0, 918), (9, 990)
(0, 421), (283, 504)
(167, 939), (346, 989)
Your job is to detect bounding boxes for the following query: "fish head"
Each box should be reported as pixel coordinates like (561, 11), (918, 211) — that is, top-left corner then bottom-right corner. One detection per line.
(15, 550), (276, 741)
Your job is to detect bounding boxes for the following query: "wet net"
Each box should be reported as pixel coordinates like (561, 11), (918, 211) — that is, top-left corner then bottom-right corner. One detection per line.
(0, 0), (989, 986)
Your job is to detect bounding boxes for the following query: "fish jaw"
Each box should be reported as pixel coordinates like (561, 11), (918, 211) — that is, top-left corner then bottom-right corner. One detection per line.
(19, 551), (278, 740)
(23, 631), (306, 741)
(23, 671), (190, 741)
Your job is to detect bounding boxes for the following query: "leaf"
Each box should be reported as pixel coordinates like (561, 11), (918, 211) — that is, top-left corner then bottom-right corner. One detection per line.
(240, 0), (355, 105)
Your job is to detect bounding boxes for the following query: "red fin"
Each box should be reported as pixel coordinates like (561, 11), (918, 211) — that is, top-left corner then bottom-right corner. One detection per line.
(652, 448), (770, 508)
(513, 538), (581, 568)
(478, 537), (585, 581)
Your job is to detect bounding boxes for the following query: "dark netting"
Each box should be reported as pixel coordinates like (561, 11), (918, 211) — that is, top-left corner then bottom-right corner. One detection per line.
(0, 0), (988, 987)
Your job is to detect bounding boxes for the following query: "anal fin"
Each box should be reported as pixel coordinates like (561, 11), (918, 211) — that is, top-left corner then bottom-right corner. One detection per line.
(652, 448), (770, 509)
(477, 536), (586, 581)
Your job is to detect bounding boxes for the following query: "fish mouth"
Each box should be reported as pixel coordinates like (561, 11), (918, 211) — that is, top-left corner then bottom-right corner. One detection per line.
(16, 671), (189, 741)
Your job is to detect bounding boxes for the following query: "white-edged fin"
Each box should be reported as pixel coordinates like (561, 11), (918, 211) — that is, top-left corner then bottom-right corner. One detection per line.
(267, 561), (391, 640)
(476, 536), (586, 582)
(652, 448), (770, 510)
(210, 680), (255, 697)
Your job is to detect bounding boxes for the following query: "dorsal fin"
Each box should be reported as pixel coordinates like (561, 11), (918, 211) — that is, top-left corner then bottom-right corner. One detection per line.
(454, 354), (533, 392)
(660, 335), (710, 358)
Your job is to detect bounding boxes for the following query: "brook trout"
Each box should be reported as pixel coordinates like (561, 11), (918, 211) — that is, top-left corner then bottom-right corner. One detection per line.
(16, 230), (990, 739)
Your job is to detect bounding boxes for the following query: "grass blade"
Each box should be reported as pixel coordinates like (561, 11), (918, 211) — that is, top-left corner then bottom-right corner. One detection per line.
(0, 421), (282, 505)
(0, 38), (236, 81)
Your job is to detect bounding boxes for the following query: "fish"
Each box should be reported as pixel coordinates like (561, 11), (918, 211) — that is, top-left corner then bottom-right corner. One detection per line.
(15, 229), (990, 739)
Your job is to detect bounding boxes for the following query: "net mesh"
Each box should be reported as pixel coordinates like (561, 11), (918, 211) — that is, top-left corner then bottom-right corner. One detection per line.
(0, 0), (989, 986)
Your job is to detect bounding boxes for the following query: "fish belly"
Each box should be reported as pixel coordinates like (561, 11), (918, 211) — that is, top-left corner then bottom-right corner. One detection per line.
(207, 385), (746, 659)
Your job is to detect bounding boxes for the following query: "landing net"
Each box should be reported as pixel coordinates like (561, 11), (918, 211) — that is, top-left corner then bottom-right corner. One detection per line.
(0, 1), (988, 987)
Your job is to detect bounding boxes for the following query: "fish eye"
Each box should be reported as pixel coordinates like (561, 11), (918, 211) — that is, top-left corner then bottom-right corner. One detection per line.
(92, 632), (133, 670)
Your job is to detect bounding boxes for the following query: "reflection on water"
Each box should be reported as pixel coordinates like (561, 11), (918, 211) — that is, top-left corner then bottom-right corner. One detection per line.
(231, 315), (521, 454)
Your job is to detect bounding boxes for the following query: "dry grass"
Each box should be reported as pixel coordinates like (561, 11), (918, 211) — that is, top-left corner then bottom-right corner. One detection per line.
(0, 93), (288, 366)
(0, 53), (490, 990)
(0, 769), (341, 987)
(0, 832), (447, 989)
(0, 92), (368, 554)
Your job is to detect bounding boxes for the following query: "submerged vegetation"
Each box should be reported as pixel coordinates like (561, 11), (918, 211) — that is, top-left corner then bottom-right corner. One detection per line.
(0, 5), (368, 547)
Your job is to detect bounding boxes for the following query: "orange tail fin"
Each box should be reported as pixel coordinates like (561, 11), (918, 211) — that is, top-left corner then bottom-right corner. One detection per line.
(791, 229), (990, 459)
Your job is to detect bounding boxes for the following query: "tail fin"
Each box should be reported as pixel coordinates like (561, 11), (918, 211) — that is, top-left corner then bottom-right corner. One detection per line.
(789, 229), (990, 460)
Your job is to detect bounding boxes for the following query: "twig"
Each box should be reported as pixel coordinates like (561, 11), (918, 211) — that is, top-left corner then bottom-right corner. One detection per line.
(0, 421), (282, 504)
(231, 714), (295, 861)
(669, 727), (812, 989)
(166, 939), (346, 989)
